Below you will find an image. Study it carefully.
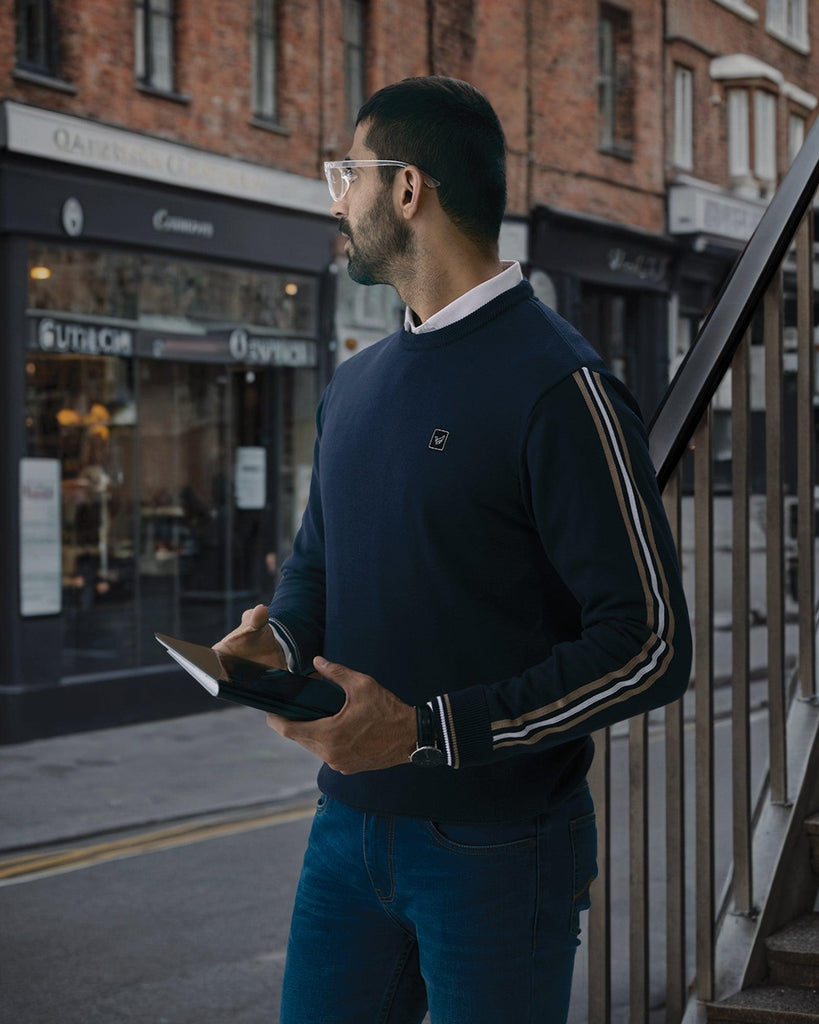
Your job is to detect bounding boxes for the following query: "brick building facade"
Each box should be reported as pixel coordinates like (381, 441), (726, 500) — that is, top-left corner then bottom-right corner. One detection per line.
(1, 0), (816, 740)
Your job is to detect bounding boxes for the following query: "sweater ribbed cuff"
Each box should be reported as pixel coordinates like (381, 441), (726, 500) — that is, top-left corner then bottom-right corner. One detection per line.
(431, 686), (494, 769)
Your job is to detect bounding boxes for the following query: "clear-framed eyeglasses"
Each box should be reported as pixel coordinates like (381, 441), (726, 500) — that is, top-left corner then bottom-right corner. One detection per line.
(323, 160), (441, 203)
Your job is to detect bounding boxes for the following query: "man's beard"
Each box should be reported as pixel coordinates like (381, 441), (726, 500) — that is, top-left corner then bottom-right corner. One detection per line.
(342, 188), (413, 286)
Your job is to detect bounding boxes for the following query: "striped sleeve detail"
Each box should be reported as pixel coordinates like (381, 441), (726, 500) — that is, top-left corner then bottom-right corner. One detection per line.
(488, 367), (676, 751)
(269, 618), (301, 674)
(432, 694), (460, 768)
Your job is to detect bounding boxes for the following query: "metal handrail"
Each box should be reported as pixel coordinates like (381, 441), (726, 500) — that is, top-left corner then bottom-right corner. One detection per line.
(648, 116), (819, 490)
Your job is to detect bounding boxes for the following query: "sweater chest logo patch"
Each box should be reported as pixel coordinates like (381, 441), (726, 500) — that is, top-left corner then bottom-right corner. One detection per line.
(428, 428), (450, 452)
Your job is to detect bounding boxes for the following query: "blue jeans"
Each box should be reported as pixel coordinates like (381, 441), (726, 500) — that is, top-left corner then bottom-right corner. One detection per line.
(280, 782), (596, 1024)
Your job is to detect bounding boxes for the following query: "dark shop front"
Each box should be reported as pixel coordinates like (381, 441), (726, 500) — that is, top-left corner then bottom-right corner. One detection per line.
(530, 205), (676, 422)
(1, 104), (335, 742)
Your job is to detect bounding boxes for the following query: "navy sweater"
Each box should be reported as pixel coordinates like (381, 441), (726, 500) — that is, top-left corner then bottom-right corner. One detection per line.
(269, 280), (691, 821)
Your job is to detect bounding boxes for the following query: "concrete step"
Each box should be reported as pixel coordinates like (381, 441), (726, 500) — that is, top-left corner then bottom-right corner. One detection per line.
(707, 985), (819, 1023)
(804, 814), (819, 876)
(767, 915), (819, 989)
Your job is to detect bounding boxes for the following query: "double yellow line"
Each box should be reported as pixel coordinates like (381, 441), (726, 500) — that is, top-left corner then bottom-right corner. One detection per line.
(0, 802), (315, 886)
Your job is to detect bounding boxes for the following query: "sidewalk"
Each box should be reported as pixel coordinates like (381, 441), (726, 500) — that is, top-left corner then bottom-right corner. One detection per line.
(0, 705), (320, 853)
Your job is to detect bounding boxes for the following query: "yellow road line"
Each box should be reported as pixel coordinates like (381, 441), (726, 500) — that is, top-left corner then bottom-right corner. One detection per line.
(0, 803), (315, 886)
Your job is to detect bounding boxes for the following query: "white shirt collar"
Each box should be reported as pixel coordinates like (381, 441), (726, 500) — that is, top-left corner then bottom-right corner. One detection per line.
(403, 261), (523, 334)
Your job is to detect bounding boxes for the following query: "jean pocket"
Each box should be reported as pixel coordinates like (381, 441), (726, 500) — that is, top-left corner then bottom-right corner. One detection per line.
(569, 811), (597, 936)
(426, 817), (538, 855)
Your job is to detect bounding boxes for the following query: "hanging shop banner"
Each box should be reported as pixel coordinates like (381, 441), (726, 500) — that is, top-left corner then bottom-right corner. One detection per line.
(20, 458), (62, 616)
(234, 447), (267, 510)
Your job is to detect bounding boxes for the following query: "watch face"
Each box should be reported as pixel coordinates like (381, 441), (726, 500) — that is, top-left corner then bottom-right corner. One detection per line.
(411, 745), (445, 768)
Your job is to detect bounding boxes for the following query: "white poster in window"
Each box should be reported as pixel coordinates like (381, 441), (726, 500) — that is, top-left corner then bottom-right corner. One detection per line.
(234, 447), (267, 510)
(20, 458), (62, 616)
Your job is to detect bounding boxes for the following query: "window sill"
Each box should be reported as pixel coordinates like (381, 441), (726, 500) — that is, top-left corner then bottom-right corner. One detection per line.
(710, 0), (758, 22)
(135, 82), (191, 105)
(766, 25), (810, 55)
(599, 144), (634, 162)
(12, 68), (77, 94)
(248, 116), (291, 137)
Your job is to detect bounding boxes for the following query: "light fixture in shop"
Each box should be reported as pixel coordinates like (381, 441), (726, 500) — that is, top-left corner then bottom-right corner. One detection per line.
(284, 281), (299, 296)
(30, 265), (52, 281)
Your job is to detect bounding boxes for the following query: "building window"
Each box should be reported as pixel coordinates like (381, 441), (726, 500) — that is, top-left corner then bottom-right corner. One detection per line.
(343, 0), (366, 125)
(135, 0), (175, 93)
(727, 88), (750, 179)
(598, 4), (634, 155)
(252, 0), (277, 121)
(767, 0), (809, 50)
(754, 90), (777, 184)
(789, 112), (806, 163)
(673, 65), (694, 170)
(15, 0), (57, 76)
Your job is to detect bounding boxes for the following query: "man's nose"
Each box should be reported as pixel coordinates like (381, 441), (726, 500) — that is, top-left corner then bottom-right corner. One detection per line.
(330, 197), (347, 220)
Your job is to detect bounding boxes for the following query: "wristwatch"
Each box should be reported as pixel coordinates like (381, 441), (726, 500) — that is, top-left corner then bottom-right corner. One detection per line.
(410, 703), (445, 767)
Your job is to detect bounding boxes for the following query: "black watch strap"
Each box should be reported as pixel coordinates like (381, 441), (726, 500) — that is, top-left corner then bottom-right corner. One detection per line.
(411, 703), (445, 767)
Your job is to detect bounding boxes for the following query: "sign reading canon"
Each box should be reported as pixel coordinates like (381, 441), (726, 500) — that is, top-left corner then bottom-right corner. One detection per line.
(31, 317), (134, 356)
(152, 208), (215, 238)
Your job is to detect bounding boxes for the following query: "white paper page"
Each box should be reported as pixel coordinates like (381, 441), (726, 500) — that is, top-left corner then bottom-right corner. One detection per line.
(158, 641), (220, 696)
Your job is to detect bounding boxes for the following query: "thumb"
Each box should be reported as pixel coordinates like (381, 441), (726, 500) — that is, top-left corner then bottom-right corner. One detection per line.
(242, 604), (270, 632)
(313, 656), (356, 690)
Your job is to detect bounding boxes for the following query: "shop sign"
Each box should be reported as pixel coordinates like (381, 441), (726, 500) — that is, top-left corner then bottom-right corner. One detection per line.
(19, 458), (62, 617)
(136, 329), (317, 366)
(32, 317), (134, 356)
(668, 183), (765, 242)
(606, 248), (669, 285)
(228, 330), (317, 367)
(152, 208), (215, 238)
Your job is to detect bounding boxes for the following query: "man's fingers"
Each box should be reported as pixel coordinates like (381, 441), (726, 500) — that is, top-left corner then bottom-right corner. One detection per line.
(313, 656), (356, 688)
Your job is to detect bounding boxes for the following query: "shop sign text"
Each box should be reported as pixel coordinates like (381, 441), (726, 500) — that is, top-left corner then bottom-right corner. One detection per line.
(228, 330), (317, 367)
(34, 318), (134, 356)
(152, 208), (215, 238)
(607, 248), (669, 285)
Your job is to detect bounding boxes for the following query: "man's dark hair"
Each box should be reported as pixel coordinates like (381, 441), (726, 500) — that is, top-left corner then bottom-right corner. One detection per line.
(356, 77), (506, 250)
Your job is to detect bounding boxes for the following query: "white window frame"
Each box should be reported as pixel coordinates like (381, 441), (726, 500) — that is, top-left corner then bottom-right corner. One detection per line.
(788, 112), (806, 164)
(727, 88), (751, 178)
(252, 0), (277, 121)
(673, 65), (694, 170)
(766, 0), (810, 52)
(754, 90), (777, 182)
(135, 0), (175, 93)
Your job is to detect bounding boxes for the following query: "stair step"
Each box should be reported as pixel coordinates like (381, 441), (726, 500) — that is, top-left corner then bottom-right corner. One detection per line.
(804, 815), (819, 876)
(767, 914), (819, 989)
(707, 985), (819, 1023)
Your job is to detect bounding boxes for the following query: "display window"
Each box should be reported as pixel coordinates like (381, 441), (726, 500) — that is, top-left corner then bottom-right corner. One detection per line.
(23, 244), (320, 681)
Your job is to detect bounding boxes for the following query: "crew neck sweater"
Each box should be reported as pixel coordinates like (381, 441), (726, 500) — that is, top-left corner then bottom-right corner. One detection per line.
(269, 280), (691, 822)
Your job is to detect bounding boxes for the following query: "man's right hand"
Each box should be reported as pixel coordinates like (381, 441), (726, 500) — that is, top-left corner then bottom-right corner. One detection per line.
(213, 604), (287, 670)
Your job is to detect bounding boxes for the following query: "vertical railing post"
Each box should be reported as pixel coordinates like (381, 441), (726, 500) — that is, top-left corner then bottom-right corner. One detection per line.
(588, 727), (611, 1023)
(731, 330), (753, 914)
(629, 712), (649, 1024)
(694, 408), (715, 1002)
(796, 211), (816, 701)
(663, 469), (686, 1024)
(765, 271), (788, 804)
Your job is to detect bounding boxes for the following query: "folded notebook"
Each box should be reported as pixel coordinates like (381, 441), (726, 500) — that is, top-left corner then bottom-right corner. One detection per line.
(155, 633), (345, 720)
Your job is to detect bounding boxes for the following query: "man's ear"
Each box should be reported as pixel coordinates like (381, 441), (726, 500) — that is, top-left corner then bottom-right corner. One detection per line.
(396, 166), (426, 221)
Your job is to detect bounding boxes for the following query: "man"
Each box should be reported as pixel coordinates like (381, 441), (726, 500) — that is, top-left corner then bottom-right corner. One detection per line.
(216, 76), (691, 1024)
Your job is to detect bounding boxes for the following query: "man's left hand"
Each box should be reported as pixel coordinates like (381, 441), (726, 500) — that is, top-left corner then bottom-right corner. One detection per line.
(266, 656), (417, 774)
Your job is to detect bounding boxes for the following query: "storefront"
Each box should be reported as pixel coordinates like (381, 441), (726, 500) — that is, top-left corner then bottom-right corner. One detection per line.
(529, 205), (677, 422)
(1, 104), (336, 742)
